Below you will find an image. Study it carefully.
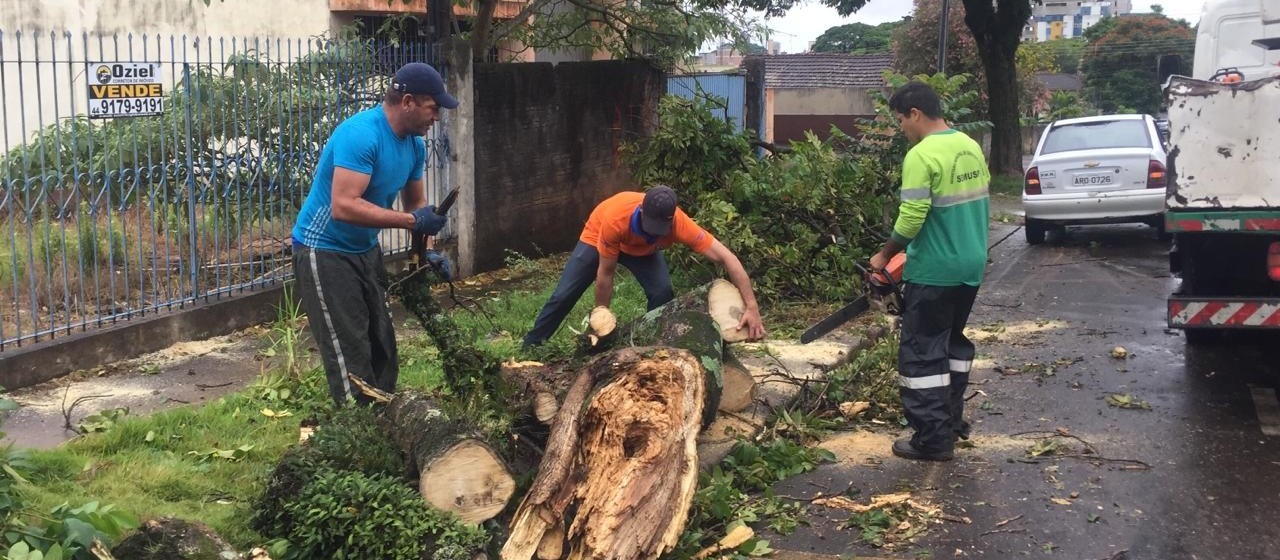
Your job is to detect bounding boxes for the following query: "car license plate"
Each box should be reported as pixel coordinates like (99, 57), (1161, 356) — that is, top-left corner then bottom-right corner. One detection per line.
(1073, 174), (1113, 186)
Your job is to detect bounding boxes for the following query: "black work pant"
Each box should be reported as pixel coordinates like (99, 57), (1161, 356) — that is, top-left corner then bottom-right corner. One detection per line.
(293, 244), (398, 406)
(523, 241), (675, 346)
(898, 282), (980, 453)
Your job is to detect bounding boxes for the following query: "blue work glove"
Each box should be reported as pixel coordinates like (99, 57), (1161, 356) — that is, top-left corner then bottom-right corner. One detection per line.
(411, 205), (448, 236)
(424, 249), (453, 281)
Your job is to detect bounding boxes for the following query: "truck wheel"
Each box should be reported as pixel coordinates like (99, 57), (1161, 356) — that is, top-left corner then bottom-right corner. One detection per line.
(1153, 218), (1171, 243)
(1184, 329), (1222, 345)
(1025, 219), (1046, 245)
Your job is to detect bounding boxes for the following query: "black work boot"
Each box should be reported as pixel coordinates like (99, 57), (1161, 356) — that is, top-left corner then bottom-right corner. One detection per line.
(955, 419), (972, 441)
(892, 438), (954, 462)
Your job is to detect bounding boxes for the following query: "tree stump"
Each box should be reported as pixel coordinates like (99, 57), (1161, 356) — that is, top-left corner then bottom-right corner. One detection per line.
(110, 518), (237, 560)
(502, 347), (705, 560)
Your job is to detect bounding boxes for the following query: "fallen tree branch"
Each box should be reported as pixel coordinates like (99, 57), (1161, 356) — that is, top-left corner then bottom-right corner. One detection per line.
(61, 387), (111, 432)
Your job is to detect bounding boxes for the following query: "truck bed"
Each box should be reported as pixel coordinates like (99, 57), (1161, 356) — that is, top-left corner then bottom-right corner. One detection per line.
(1164, 76), (1280, 210)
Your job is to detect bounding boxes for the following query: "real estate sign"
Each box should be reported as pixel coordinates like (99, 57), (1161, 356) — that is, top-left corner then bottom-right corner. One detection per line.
(86, 62), (164, 119)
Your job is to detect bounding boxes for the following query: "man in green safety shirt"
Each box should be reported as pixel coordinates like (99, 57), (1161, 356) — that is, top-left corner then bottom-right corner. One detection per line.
(870, 82), (990, 462)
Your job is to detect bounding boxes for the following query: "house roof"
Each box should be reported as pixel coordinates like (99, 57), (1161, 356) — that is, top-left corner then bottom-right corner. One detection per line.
(1036, 72), (1084, 91)
(749, 53), (893, 89)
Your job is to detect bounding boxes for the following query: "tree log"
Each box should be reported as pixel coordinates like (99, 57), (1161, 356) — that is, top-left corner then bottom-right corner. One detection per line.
(381, 391), (517, 524)
(719, 348), (756, 413)
(502, 347), (705, 560)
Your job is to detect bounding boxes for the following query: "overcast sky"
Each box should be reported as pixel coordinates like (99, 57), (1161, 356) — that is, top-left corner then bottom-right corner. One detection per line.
(756, 0), (1207, 53)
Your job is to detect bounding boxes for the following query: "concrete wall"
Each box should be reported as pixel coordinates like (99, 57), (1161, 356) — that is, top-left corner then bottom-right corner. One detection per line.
(764, 86), (888, 145)
(465, 60), (663, 273)
(973, 123), (1049, 160)
(772, 87), (885, 116)
(0, 0), (334, 38)
(0, 0), (337, 145)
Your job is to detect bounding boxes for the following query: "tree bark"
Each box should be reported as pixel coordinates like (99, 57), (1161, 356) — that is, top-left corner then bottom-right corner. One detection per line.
(381, 391), (518, 524)
(470, 0), (499, 62)
(501, 347), (706, 560)
(615, 281), (734, 427)
(963, 0), (1031, 177)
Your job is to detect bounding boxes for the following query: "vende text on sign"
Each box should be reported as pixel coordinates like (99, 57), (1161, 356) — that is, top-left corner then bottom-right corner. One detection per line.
(86, 62), (165, 119)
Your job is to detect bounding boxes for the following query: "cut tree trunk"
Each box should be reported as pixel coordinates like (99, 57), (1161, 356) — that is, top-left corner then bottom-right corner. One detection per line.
(616, 279), (757, 426)
(502, 346), (706, 560)
(380, 391), (517, 524)
(719, 348), (756, 413)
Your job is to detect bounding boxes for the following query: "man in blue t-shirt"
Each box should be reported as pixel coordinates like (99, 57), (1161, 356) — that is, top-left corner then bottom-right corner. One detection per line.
(291, 62), (456, 405)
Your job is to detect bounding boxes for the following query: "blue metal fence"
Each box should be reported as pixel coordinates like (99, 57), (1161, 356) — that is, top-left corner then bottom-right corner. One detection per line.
(667, 72), (747, 132)
(0, 30), (451, 350)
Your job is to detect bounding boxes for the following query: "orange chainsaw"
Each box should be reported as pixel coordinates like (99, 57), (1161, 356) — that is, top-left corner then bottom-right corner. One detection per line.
(800, 252), (905, 344)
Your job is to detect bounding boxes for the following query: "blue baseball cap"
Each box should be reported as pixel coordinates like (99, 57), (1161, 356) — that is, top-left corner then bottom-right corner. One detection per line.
(641, 185), (677, 236)
(392, 62), (459, 109)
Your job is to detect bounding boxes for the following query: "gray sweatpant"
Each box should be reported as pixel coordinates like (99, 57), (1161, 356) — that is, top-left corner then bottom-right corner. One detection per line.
(292, 244), (398, 405)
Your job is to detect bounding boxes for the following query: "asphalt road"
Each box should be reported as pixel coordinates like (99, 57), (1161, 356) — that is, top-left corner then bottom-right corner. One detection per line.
(770, 222), (1280, 560)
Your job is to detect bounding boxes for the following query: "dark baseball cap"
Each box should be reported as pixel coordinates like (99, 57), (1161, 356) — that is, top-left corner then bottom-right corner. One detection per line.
(641, 185), (677, 236)
(391, 62), (459, 109)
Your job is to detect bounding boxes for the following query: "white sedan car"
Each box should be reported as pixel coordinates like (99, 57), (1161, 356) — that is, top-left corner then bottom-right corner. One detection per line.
(1022, 114), (1169, 244)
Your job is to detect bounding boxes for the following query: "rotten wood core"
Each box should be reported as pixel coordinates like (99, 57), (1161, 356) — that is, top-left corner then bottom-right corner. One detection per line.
(502, 347), (705, 560)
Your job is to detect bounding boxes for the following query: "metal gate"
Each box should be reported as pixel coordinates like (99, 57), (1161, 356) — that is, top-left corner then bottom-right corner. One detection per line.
(667, 72), (747, 131)
(0, 30), (451, 350)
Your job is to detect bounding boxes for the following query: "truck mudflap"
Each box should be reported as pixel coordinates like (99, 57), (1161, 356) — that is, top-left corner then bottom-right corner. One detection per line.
(1169, 298), (1280, 328)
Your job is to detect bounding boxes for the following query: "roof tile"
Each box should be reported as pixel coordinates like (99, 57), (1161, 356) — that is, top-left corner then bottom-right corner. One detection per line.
(747, 53), (893, 88)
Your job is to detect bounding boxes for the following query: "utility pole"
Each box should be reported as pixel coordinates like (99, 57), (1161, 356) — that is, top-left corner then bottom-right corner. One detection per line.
(938, 0), (950, 74)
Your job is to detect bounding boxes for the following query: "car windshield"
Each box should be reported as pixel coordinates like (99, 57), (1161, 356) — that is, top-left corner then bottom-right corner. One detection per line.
(1041, 120), (1151, 154)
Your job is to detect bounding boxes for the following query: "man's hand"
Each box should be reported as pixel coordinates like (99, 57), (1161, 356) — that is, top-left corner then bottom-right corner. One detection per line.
(736, 306), (767, 340)
(869, 251), (889, 273)
(411, 205), (447, 235)
(424, 249), (452, 280)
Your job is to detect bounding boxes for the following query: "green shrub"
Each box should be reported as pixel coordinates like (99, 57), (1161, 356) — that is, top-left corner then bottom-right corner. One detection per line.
(251, 404), (405, 538)
(274, 467), (486, 560)
(74, 206), (128, 268)
(625, 74), (991, 306)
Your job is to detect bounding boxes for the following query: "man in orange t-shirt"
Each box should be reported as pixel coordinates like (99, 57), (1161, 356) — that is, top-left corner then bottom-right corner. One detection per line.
(523, 185), (766, 346)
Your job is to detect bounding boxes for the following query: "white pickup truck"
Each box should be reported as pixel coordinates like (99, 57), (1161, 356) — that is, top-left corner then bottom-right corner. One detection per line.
(1164, 0), (1280, 343)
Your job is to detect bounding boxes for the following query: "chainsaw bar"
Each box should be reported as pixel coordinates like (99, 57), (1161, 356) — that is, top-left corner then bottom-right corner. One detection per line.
(800, 294), (871, 344)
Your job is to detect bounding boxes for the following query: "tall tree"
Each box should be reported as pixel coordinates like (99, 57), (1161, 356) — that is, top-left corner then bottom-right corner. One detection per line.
(837, 0), (1031, 175)
(960, 0), (1032, 175)
(891, 0), (979, 78)
(1081, 14), (1194, 114)
(812, 21), (902, 53)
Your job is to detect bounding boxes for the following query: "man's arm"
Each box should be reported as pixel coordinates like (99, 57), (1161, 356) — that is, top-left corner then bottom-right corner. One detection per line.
(593, 254), (619, 308)
(331, 167), (416, 229)
(400, 178), (427, 213)
(699, 240), (766, 340)
(872, 151), (933, 271)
